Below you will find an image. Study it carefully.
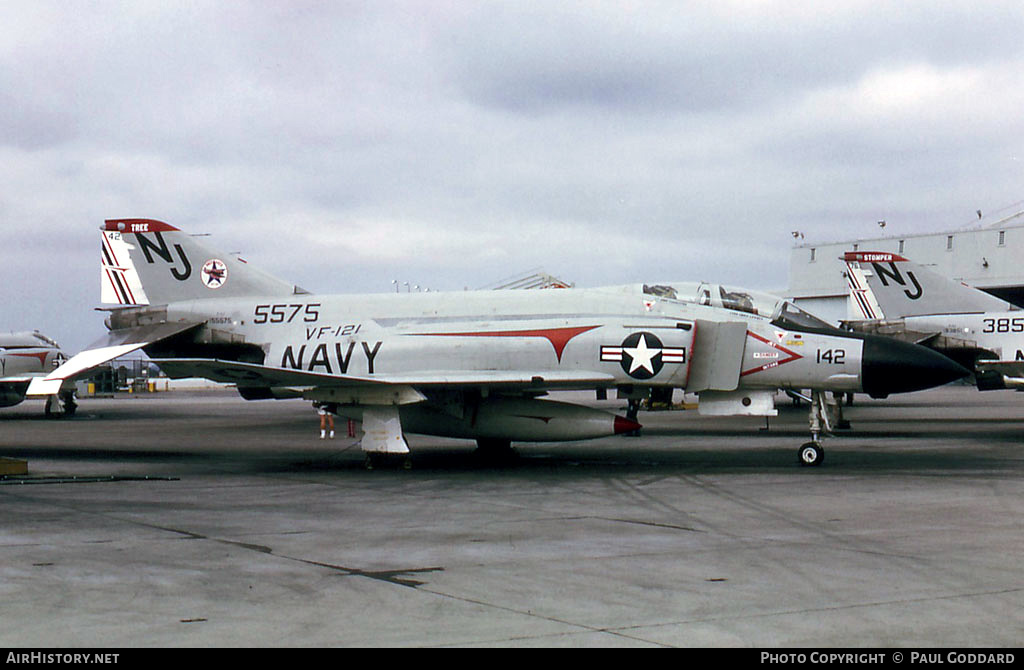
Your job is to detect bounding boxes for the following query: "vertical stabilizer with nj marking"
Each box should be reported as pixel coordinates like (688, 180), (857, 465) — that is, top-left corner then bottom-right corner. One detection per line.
(101, 219), (308, 306)
(843, 251), (1013, 319)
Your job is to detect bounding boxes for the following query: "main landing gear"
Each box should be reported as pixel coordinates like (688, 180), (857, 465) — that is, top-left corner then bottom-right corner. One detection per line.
(44, 391), (77, 418)
(364, 453), (413, 471)
(473, 438), (519, 464)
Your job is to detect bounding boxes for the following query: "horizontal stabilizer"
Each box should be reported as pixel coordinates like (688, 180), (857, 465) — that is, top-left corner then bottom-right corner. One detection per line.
(26, 322), (201, 397)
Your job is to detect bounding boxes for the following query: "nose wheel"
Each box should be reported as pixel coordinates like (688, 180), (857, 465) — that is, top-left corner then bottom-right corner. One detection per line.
(798, 441), (824, 467)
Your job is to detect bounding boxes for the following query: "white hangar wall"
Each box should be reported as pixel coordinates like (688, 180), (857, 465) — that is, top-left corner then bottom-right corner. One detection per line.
(786, 212), (1024, 325)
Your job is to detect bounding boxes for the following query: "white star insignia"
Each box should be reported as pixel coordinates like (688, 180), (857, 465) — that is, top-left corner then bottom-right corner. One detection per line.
(623, 333), (660, 374)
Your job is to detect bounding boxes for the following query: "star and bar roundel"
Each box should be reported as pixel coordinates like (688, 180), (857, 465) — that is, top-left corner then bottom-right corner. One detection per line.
(601, 332), (685, 380)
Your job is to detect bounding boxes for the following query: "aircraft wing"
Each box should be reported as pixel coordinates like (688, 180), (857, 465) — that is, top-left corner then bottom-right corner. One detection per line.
(26, 322), (201, 397)
(976, 360), (1024, 379)
(153, 357), (616, 394)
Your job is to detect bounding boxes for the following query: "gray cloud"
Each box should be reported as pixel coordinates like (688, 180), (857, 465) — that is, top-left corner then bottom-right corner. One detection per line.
(2, 1), (1024, 353)
(443, 3), (1024, 114)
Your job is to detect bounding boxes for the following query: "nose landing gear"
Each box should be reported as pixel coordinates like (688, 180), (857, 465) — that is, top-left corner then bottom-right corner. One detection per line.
(799, 390), (838, 467)
(799, 441), (824, 467)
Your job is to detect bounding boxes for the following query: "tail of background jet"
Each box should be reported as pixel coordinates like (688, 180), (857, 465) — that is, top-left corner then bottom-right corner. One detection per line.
(844, 260), (885, 320)
(843, 252), (1014, 319)
(101, 218), (308, 306)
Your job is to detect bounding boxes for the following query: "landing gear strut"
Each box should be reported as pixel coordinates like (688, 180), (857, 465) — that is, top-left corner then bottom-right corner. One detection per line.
(44, 391), (77, 418)
(800, 390), (834, 467)
(623, 398), (643, 437)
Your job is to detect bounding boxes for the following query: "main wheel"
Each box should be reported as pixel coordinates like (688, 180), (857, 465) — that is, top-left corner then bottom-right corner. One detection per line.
(364, 453), (413, 470)
(473, 438), (518, 464)
(798, 441), (824, 467)
(61, 393), (77, 417)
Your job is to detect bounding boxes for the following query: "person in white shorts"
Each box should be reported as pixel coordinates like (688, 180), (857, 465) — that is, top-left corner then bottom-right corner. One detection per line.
(314, 401), (337, 439)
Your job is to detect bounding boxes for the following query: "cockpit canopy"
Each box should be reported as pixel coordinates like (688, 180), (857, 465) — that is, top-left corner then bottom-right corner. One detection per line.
(0, 330), (60, 349)
(642, 282), (836, 332)
(31, 331), (60, 347)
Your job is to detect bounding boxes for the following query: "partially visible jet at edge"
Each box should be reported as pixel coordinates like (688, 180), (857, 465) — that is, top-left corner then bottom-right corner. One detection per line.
(0, 331), (75, 415)
(843, 251), (1024, 390)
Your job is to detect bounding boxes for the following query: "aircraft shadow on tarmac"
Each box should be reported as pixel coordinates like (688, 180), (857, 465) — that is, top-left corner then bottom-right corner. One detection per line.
(2, 438), (1017, 480)
(2, 395), (1021, 478)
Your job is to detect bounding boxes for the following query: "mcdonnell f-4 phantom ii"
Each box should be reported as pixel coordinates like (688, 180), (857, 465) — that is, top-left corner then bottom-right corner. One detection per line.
(1, 330), (75, 416)
(844, 251), (1024, 390)
(30, 219), (967, 467)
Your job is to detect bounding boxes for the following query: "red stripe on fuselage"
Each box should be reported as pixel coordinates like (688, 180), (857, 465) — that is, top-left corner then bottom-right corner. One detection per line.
(10, 351), (49, 365)
(410, 325), (600, 362)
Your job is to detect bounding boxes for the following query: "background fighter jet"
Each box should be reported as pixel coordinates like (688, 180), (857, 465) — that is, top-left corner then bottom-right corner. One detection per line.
(31, 220), (967, 467)
(0, 330), (75, 416)
(844, 251), (1024, 391)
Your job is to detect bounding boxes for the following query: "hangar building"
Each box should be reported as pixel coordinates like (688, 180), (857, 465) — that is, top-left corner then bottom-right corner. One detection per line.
(787, 210), (1024, 324)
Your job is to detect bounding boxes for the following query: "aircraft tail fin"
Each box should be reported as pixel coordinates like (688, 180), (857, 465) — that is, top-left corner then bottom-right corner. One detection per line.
(101, 219), (308, 306)
(844, 259), (885, 320)
(843, 252), (1013, 319)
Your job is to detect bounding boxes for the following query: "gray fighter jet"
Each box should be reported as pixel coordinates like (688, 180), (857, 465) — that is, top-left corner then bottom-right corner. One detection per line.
(1, 330), (75, 415)
(31, 219), (967, 466)
(844, 251), (1024, 390)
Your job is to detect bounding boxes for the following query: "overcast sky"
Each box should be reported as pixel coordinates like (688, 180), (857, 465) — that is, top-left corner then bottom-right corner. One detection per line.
(3, 1), (1024, 353)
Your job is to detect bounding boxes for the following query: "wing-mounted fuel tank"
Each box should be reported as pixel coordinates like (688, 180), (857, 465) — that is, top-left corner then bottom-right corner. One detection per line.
(331, 395), (641, 443)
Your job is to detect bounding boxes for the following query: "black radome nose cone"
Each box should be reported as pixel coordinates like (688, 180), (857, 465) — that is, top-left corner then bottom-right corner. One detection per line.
(862, 336), (970, 398)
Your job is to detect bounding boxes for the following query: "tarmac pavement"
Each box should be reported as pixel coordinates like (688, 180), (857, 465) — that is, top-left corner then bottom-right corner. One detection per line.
(0, 385), (1021, 647)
